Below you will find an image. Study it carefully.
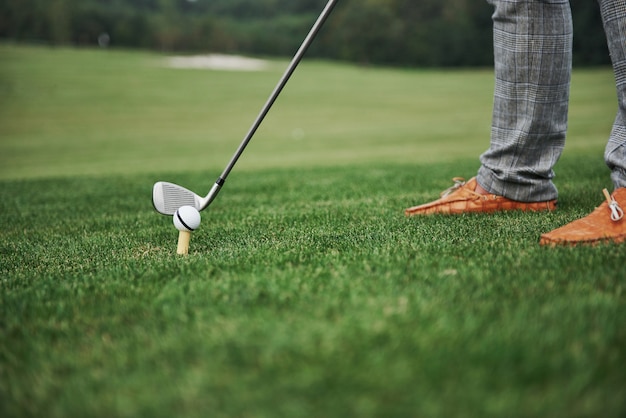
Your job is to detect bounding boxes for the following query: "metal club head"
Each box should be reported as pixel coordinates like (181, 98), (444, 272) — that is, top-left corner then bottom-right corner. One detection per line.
(153, 182), (203, 215)
(153, 181), (222, 215)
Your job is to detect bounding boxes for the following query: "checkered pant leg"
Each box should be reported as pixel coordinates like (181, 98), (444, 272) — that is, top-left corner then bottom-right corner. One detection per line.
(478, 0), (572, 202)
(600, 0), (626, 189)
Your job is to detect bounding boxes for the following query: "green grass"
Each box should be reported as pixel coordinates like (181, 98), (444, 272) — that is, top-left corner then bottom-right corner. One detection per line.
(0, 43), (615, 179)
(1, 44), (625, 417)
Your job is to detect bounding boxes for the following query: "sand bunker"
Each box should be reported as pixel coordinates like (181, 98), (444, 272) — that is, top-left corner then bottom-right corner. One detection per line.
(167, 54), (268, 71)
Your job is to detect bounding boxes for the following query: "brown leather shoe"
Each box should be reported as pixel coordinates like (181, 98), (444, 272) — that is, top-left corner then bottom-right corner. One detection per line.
(540, 188), (626, 246)
(405, 177), (557, 216)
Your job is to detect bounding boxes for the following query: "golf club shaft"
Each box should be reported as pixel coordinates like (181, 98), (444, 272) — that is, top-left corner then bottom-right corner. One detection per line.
(207, 0), (339, 199)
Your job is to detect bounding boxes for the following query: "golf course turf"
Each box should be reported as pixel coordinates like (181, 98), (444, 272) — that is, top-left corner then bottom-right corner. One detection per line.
(1, 44), (625, 417)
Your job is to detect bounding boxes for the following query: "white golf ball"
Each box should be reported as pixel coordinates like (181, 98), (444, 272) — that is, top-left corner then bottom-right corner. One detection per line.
(173, 206), (201, 232)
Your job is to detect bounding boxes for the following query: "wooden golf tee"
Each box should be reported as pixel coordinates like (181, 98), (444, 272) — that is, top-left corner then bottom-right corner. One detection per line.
(177, 230), (191, 255)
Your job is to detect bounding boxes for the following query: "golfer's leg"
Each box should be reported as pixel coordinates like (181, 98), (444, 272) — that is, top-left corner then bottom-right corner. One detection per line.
(599, 0), (626, 189)
(478, 0), (573, 202)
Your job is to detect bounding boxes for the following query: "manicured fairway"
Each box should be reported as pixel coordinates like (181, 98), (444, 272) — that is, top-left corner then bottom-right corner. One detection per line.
(0, 44), (615, 179)
(1, 44), (625, 418)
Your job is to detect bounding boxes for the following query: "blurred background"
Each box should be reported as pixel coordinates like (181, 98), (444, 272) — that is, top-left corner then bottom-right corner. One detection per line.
(0, 0), (610, 67)
(0, 0), (616, 181)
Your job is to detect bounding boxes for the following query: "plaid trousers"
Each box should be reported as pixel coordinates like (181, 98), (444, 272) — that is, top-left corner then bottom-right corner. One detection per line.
(477, 0), (626, 202)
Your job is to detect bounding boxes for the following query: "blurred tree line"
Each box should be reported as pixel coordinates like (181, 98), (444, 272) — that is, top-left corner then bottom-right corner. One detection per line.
(0, 0), (610, 67)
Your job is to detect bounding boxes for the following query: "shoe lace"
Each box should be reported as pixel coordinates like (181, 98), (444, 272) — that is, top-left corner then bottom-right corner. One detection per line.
(603, 189), (624, 222)
(440, 177), (467, 198)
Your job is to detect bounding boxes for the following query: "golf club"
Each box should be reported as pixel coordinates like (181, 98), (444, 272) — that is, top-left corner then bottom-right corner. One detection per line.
(153, 0), (339, 215)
